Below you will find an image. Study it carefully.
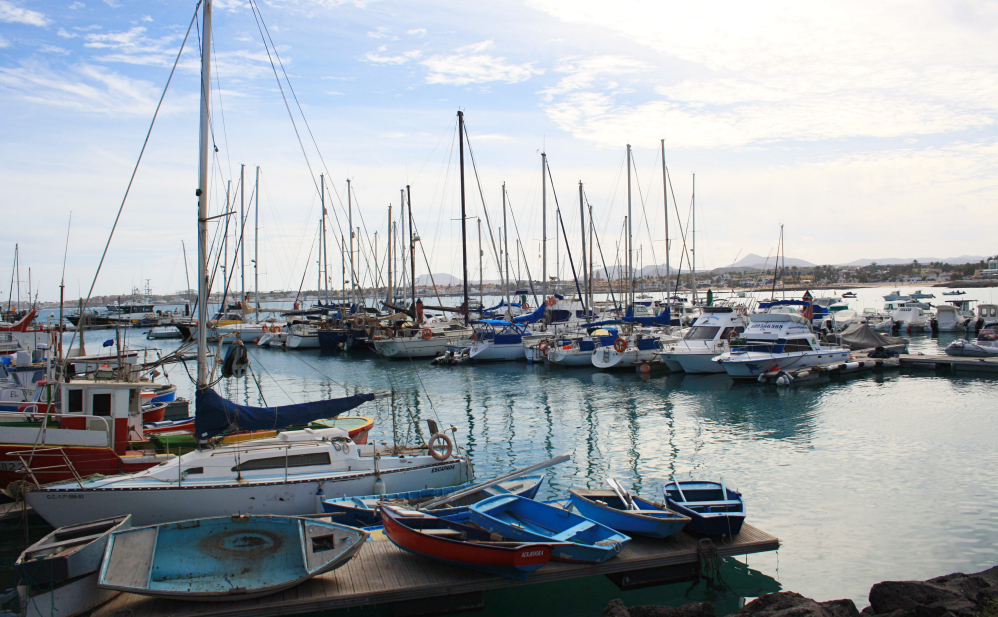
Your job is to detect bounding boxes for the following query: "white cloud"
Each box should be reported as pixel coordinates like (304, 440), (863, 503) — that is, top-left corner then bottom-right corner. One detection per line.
(68, 2), (84, 8)
(367, 26), (398, 40)
(407, 28), (425, 36)
(140, 15), (152, 22)
(364, 50), (409, 64)
(57, 28), (78, 38)
(0, 1), (50, 26)
(528, 0), (998, 148)
(0, 35), (8, 48)
(421, 40), (543, 85)
(39, 44), (70, 54)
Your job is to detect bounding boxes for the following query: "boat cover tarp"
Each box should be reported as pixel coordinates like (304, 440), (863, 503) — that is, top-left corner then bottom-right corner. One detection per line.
(622, 305), (671, 326)
(514, 304), (547, 324)
(194, 387), (375, 440)
(835, 323), (906, 351)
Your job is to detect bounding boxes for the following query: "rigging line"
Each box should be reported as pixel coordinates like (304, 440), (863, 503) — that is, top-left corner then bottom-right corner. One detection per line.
(282, 348), (348, 392)
(544, 161), (585, 306)
(293, 225), (321, 306)
(249, 0), (353, 240)
(585, 191), (620, 311)
(64, 1), (200, 360)
(245, 348), (295, 404)
(630, 157), (659, 269)
(462, 126), (505, 278)
(503, 186), (538, 305)
(210, 40), (233, 182)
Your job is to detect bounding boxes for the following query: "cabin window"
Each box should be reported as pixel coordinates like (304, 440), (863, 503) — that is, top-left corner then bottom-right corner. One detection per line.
(686, 326), (720, 340)
(782, 340), (813, 353)
(231, 452), (331, 472)
(183, 467), (203, 475)
(92, 393), (112, 417)
(68, 389), (84, 413)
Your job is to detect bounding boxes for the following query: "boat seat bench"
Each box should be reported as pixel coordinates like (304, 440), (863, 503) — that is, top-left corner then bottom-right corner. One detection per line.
(678, 500), (741, 507)
(553, 521), (594, 540)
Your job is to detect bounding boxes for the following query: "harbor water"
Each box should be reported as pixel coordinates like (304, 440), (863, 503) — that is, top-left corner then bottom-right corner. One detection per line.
(4, 285), (997, 615)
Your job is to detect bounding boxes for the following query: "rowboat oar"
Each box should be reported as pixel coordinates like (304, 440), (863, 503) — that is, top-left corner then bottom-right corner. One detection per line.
(418, 454), (571, 511)
(670, 475), (688, 504)
(606, 477), (639, 511)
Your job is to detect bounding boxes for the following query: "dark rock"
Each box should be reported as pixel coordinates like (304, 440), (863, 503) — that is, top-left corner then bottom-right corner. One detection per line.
(601, 599), (716, 617)
(868, 567), (998, 617)
(739, 592), (859, 617)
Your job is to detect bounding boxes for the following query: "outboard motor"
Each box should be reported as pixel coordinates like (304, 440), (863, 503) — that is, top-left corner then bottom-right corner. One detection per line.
(930, 318), (939, 334)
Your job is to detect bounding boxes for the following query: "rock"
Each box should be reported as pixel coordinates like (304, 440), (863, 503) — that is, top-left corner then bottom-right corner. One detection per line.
(600, 599), (716, 617)
(868, 567), (998, 617)
(739, 591), (860, 617)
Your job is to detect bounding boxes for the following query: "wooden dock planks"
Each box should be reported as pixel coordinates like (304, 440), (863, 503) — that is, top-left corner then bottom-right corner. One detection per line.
(899, 353), (998, 373)
(92, 524), (779, 617)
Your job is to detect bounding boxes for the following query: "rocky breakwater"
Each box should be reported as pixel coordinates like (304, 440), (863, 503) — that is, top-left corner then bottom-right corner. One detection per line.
(603, 566), (998, 617)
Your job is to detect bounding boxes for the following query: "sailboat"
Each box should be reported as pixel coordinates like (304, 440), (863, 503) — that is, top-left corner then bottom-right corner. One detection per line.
(25, 0), (472, 528)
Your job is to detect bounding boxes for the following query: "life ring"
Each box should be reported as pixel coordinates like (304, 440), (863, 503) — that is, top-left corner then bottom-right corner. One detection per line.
(728, 329), (739, 343)
(385, 329), (395, 338)
(546, 297), (556, 307)
(613, 338), (628, 353)
(470, 332), (478, 342)
(354, 316), (368, 328)
(538, 339), (551, 353)
(428, 432), (453, 461)
(522, 301), (530, 310)
(421, 328), (433, 340)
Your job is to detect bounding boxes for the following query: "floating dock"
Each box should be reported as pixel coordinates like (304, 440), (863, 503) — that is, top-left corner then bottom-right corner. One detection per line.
(92, 524), (779, 617)
(899, 353), (998, 374)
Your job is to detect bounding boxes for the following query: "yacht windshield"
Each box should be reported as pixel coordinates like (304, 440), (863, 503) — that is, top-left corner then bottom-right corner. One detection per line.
(685, 326), (721, 340)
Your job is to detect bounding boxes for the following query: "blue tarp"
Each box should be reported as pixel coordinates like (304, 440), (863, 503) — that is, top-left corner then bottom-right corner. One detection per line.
(621, 305), (671, 326)
(194, 387), (375, 440)
(514, 304), (547, 324)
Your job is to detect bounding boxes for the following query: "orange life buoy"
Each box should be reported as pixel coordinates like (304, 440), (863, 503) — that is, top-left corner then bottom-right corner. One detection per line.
(728, 329), (739, 343)
(546, 297), (556, 307)
(522, 301), (530, 310)
(538, 339), (551, 353)
(353, 316), (367, 328)
(613, 338), (628, 353)
(428, 433), (454, 461)
(470, 332), (478, 342)
(421, 328), (433, 340)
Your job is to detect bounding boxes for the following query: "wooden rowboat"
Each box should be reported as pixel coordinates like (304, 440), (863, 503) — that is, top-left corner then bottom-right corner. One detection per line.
(662, 480), (746, 537)
(568, 489), (690, 539)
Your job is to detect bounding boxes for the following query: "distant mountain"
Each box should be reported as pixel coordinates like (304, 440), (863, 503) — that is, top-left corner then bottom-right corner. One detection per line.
(415, 273), (460, 286)
(726, 253), (816, 270)
(838, 256), (986, 267)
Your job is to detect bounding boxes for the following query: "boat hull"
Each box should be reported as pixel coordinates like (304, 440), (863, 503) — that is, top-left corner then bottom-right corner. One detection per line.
(715, 349), (851, 379)
(286, 334), (320, 349)
(568, 490), (689, 539)
(19, 572), (119, 617)
(673, 352), (726, 374)
(663, 481), (746, 537)
(0, 445), (166, 488)
(26, 459), (470, 528)
(468, 341), (524, 362)
(373, 337), (472, 359)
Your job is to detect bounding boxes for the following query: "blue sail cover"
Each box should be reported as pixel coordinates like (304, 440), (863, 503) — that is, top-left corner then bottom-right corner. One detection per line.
(514, 304), (547, 324)
(622, 305), (671, 326)
(194, 387), (375, 440)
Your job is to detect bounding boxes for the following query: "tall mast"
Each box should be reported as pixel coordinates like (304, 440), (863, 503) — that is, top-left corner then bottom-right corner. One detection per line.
(626, 144), (633, 309)
(503, 183), (509, 309)
(340, 234), (345, 304)
(240, 165), (245, 302)
(458, 111), (469, 325)
(407, 185), (415, 308)
(588, 203), (594, 309)
(477, 217), (483, 310)
(541, 151), (547, 300)
(195, 0), (212, 388)
(387, 204), (392, 305)
(347, 178), (354, 307)
(321, 174), (329, 302)
(579, 181), (587, 317)
(692, 172), (696, 300)
(224, 180), (230, 294)
(254, 165), (259, 319)
(661, 139), (669, 292)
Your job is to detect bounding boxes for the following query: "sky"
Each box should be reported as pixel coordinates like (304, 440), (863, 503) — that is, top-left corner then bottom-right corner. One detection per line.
(1, 0), (996, 301)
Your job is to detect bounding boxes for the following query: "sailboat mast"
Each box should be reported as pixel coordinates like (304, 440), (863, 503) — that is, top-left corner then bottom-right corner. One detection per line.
(626, 144), (633, 308)
(661, 139), (669, 292)
(321, 174), (329, 302)
(195, 0), (212, 388)
(541, 151), (547, 300)
(477, 218), (483, 310)
(458, 111), (469, 325)
(407, 185), (415, 309)
(387, 204), (392, 305)
(578, 181), (587, 316)
(240, 165), (245, 301)
(692, 172), (696, 300)
(254, 165), (259, 319)
(503, 183), (509, 308)
(347, 178), (354, 307)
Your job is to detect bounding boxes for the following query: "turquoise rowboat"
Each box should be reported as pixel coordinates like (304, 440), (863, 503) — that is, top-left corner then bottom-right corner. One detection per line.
(98, 514), (365, 601)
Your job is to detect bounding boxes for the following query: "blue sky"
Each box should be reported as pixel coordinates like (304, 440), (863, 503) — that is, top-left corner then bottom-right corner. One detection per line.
(1, 0), (996, 300)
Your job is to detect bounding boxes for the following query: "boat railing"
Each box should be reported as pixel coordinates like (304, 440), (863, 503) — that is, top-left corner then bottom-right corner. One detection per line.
(0, 411), (113, 447)
(9, 446), (89, 489)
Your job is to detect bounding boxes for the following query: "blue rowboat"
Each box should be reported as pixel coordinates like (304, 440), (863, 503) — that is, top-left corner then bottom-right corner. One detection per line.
(322, 474), (545, 527)
(469, 495), (630, 564)
(568, 489), (690, 539)
(662, 480), (746, 537)
(97, 514), (365, 601)
(381, 505), (554, 582)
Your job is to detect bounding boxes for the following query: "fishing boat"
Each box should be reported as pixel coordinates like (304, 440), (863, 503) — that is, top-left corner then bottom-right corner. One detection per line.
(712, 311), (850, 379)
(322, 474), (545, 526)
(591, 331), (672, 370)
(930, 304), (969, 332)
(547, 330), (618, 366)
(908, 290), (935, 299)
(657, 306), (746, 374)
(883, 291), (909, 301)
(841, 292), (857, 299)
(942, 290), (966, 296)
(15, 515), (131, 617)
(145, 326), (182, 340)
(98, 514), (365, 600)
(568, 489), (690, 539)
(469, 495), (630, 563)
(662, 480), (745, 536)
(380, 504), (555, 581)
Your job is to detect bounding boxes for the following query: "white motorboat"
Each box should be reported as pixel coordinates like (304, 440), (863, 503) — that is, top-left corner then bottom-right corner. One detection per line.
(930, 305), (969, 332)
(890, 304), (930, 333)
(592, 330), (676, 369)
(216, 321), (284, 343)
(977, 303), (998, 328)
(372, 321), (472, 359)
(945, 328), (998, 357)
(286, 322), (320, 349)
(468, 320), (534, 362)
(25, 423), (472, 528)
(658, 306), (747, 374)
(712, 312), (850, 379)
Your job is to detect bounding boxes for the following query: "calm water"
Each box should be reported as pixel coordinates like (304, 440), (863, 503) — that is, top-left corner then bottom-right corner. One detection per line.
(4, 285), (996, 615)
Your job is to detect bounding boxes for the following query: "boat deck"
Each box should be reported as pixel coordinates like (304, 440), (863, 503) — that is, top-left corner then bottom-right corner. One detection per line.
(92, 523), (779, 617)
(898, 353), (998, 373)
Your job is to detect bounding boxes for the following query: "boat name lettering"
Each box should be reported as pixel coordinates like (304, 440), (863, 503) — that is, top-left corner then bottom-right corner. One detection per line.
(431, 464), (456, 473)
(0, 461), (23, 472)
(521, 550), (545, 557)
(45, 494), (84, 500)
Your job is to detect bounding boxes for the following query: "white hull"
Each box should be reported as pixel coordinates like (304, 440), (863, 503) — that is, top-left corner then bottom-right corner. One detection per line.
(19, 573), (118, 617)
(26, 459), (469, 528)
(286, 333), (320, 349)
(716, 349), (851, 378)
(216, 324), (277, 343)
(468, 341), (524, 362)
(674, 352), (727, 374)
(591, 347), (659, 369)
(373, 337), (471, 359)
(548, 349), (596, 366)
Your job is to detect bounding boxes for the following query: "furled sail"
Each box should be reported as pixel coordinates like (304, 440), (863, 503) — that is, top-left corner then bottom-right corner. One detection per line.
(194, 387), (376, 440)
